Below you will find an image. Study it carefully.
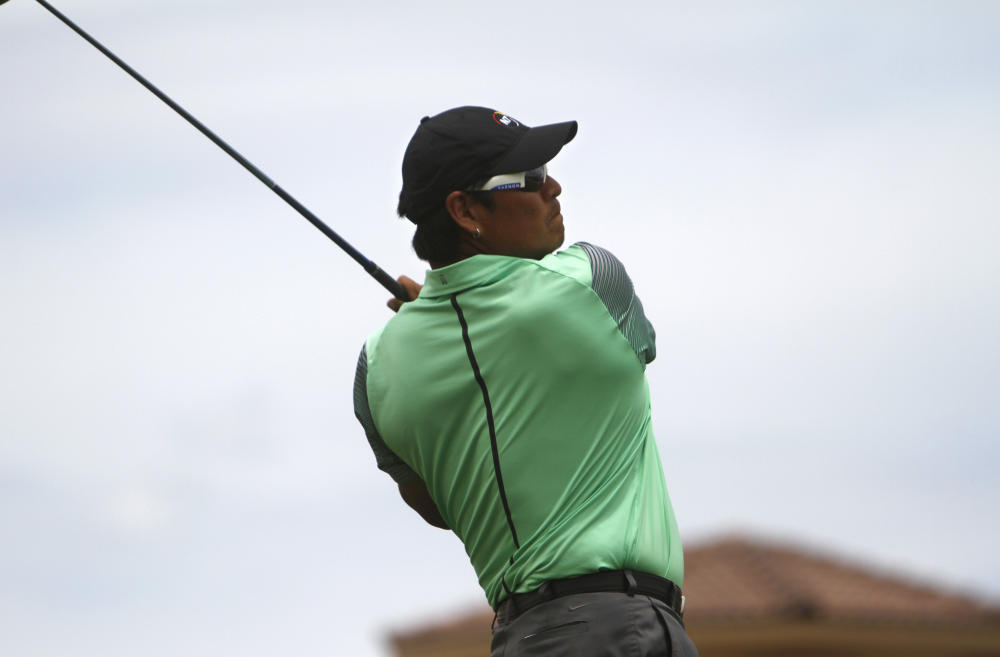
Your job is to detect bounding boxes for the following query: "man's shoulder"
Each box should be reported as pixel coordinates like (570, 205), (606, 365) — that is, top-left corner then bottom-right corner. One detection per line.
(536, 242), (594, 285)
(357, 321), (391, 367)
(538, 242), (630, 287)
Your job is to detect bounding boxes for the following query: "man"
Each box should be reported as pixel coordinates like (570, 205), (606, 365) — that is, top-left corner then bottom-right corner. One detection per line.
(354, 106), (698, 656)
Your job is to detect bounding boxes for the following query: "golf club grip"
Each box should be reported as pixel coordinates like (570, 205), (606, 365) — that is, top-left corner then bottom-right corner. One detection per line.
(369, 267), (410, 302)
(33, 0), (406, 301)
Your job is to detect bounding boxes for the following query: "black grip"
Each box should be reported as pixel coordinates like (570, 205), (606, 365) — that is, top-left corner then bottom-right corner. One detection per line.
(369, 266), (410, 301)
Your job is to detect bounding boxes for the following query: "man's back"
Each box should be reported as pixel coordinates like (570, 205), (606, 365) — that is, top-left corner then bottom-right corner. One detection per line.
(356, 243), (683, 607)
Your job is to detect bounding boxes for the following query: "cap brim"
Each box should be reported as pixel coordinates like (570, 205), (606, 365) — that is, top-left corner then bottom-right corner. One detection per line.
(490, 120), (578, 175)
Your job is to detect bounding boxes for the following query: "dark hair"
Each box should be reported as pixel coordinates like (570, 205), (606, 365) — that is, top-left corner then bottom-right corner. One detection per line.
(403, 191), (495, 262)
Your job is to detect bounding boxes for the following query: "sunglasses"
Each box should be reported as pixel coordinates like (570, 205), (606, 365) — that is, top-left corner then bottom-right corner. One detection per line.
(470, 164), (547, 192)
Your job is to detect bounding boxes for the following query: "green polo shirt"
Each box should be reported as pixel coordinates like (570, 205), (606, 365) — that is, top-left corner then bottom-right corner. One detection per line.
(353, 242), (683, 607)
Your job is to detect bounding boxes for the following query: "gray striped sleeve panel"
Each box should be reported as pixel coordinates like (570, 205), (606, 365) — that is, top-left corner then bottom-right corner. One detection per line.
(578, 242), (657, 367)
(353, 345), (419, 483)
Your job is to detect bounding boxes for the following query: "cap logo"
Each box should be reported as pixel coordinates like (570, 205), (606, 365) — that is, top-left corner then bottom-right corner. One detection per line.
(492, 111), (520, 127)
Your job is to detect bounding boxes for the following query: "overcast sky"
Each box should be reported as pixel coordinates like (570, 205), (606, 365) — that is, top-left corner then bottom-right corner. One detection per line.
(2, 1), (999, 656)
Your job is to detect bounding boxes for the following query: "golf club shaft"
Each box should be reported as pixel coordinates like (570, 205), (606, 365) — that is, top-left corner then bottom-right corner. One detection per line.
(32, 0), (409, 301)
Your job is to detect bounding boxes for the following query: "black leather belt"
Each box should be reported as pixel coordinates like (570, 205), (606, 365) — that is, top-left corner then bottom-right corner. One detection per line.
(494, 570), (685, 624)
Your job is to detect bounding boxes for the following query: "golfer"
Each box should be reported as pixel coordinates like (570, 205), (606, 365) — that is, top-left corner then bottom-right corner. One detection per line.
(354, 106), (698, 656)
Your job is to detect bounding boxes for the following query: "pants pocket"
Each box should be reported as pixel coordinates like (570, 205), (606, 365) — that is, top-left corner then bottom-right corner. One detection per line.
(517, 620), (589, 656)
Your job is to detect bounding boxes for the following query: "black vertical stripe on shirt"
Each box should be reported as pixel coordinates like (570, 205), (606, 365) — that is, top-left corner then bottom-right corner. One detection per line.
(450, 293), (520, 551)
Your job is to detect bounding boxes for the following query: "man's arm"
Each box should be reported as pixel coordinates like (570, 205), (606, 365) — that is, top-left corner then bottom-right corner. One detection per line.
(398, 477), (450, 530)
(374, 274), (450, 529)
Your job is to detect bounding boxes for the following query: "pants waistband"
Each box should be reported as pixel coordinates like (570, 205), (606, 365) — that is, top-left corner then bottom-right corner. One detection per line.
(494, 570), (684, 625)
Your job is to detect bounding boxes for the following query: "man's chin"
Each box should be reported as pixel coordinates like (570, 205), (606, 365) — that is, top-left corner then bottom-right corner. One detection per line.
(551, 228), (566, 253)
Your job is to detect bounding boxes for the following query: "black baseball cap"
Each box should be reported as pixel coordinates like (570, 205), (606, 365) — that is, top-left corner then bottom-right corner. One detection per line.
(398, 106), (578, 224)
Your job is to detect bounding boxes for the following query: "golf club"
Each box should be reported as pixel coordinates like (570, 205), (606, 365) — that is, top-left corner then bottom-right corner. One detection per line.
(13, 0), (409, 301)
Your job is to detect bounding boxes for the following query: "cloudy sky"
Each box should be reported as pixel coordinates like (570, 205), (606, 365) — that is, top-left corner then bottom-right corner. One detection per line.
(2, 1), (998, 655)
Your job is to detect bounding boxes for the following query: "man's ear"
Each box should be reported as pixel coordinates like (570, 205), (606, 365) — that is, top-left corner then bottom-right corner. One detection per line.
(445, 191), (482, 236)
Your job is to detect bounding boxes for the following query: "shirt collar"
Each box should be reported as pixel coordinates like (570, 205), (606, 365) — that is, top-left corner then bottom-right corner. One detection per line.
(419, 254), (523, 298)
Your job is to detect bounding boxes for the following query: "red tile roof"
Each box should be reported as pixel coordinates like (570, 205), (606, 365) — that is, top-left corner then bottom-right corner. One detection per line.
(682, 534), (1000, 625)
(389, 533), (1000, 656)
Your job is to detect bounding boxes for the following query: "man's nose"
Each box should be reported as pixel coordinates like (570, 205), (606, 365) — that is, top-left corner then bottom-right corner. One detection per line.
(543, 175), (562, 199)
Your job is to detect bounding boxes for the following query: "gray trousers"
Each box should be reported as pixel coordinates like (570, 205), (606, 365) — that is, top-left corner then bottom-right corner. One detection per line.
(490, 591), (699, 657)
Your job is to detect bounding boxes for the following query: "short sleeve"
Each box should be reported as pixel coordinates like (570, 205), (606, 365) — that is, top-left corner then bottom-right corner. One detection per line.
(576, 242), (657, 367)
(353, 345), (419, 483)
